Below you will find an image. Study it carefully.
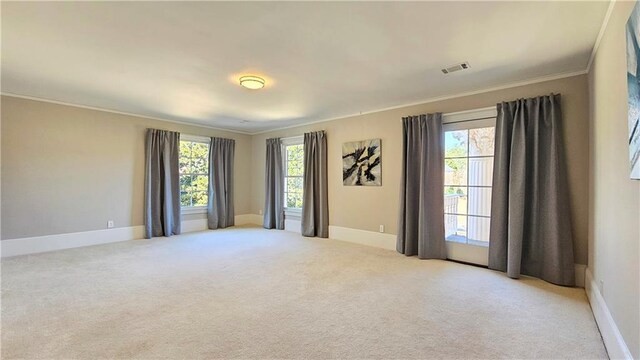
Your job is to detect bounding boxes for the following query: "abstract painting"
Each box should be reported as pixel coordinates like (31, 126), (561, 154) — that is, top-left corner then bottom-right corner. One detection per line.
(627, 2), (640, 179)
(342, 139), (381, 186)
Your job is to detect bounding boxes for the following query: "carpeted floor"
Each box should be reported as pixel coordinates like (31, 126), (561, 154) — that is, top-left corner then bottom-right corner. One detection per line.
(1, 226), (607, 359)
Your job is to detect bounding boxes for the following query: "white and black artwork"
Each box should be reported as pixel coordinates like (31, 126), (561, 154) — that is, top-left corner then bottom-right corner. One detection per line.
(342, 139), (381, 186)
(627, 2), (640, 179)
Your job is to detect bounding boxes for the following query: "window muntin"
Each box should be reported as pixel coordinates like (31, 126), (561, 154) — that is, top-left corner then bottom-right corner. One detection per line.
(444, 121), (495, 247)
(179, 139), (209, 208)
(284, 143), (304, 209)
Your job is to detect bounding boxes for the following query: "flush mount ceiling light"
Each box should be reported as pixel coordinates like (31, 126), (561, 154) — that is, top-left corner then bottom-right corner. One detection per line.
(239, 75), (265, 90)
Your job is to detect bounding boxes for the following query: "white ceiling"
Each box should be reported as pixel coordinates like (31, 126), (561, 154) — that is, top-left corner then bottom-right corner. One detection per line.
(2, 1), (609, 134)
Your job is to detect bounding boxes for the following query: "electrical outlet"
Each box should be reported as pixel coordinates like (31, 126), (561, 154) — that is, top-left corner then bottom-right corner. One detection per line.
(379, 225), (384, 233)
(259, 209), (263, 215)
(107, 220), (114, 229)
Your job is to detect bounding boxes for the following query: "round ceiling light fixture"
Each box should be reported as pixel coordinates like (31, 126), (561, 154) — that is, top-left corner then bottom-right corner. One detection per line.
(239, 75), (265, 90)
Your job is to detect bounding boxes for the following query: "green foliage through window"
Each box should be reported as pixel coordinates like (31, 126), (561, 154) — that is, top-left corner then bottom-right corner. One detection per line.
(180, 140), (209, 207)
(444, 126), (495, 245)
(285, 144), (304, 208)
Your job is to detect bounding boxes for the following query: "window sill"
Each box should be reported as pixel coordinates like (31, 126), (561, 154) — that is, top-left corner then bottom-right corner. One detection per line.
(182, 206), (207, 215)
(284, 208), (302, 219)
(445, 237), (489, 248)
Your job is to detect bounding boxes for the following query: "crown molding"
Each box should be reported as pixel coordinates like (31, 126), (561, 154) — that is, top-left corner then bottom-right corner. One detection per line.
(3, 69), (587, 136)
(586, 0), (616, 74)
(0, 92), (253, 136)
(250, 69), (587, 135)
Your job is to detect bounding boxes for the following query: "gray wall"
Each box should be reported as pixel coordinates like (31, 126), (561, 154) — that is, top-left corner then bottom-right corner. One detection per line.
(2, 75), (591, 267)
(588, 1), (640, 357)
(1, 96), (253, 239)
(251, 75), (591, 265)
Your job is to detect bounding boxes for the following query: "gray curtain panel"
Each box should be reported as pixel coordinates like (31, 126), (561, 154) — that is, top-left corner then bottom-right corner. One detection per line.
(489, 94), (575, 286)
(208, 137), (235, 229)
(397, 114), (447, 259)
(144, 129), (181, 239)
(301, 131), (329, 237)
(264, 138), (285, 229)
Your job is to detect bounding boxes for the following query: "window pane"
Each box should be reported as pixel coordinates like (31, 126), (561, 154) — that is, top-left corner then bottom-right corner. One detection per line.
(192, 157), (208, 174)
(443, 123), (494, 248)
(287, 144), (303, 160)
(192, 175), (208, 192)
(468, 187), (492, 217)
(287, 177), (303, 192)
(445, 130), (468, 157)
(469, 127), (495, 156)
(444, 187), (467, 215)
(179, 156), (191, 174)
(468, 157), (493, 186)
(191, 142), (209, 158)
(286, 159), (304, 176)
(284, 143), (304, 209)
(286, 192), (303, 208)
(179, 140), (210, 208)
(468, 216), (490, 244)
(445, 214), (467, 243)
(180, 175), (192, 192)
(445, 158), (467, 186)
(180, 191), (191, 207)
(180, 141), (192, 157)
(192, 191), (208, 206)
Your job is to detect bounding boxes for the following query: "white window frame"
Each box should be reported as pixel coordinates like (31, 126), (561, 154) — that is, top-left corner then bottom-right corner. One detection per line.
(180, 134), (211, 215)
(442, 107), (497, 266)
(282, 135), (304, 217)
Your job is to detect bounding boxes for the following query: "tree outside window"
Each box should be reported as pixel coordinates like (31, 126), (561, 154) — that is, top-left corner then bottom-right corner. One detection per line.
(284, 144), (304, 209)
(179, 140), (209, 207)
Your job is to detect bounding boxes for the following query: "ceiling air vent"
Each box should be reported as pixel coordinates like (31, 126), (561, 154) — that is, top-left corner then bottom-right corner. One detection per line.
(441, 62), (470, 74)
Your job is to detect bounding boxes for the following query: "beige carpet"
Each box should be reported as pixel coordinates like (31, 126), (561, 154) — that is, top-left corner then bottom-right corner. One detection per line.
(2, 226), (606, 359)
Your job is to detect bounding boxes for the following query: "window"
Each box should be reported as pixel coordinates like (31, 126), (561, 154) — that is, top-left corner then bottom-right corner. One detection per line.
(444, 118), (495, 246)
(179, 136), (210, 210)
(283, 139), (304, 209)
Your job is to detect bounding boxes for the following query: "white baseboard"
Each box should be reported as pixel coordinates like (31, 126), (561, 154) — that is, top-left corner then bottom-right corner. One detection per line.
(0, 218), (590, 289)
(1, 226), (145, 258)
(327, 225), (587, 287)
(328, 225), (396, 251)
(585, 268), (633, 359)
(1, 214), (262, 258)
